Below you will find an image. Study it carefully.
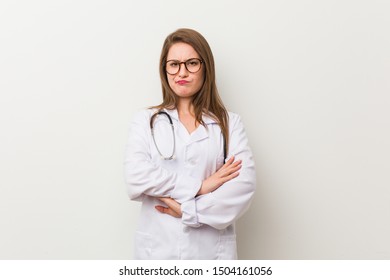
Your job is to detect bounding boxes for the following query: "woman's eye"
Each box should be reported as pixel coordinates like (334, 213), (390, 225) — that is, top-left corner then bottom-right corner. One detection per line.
(189, 60), (199, 66)
(170, 62), (179, 67)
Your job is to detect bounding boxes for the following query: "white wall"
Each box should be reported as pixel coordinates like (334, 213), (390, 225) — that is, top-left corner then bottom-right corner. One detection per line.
(1, 0), (389, 259)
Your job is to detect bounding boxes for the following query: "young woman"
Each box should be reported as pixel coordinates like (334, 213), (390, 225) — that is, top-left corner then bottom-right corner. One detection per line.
(124, 28), (256, 259)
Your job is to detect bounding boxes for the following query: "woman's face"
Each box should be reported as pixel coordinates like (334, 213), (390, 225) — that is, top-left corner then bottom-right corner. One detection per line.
(166, 42), (204, 100)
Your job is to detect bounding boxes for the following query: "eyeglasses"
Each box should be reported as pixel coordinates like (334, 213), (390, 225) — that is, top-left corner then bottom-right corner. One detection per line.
(165, 58), (203, 75)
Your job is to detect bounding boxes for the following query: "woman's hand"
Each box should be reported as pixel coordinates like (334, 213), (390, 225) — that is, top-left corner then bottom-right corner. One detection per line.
(155, 197), (182, 218)
(197, 156), (242, 196)
(154, 157), (241, 217)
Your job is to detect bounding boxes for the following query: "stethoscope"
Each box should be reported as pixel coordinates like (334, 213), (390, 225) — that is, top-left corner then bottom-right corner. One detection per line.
(150, 111), (176, 160)
(150, 111), (227, 161)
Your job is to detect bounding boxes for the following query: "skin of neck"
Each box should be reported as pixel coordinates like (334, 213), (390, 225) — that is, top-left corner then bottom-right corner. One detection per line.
(177, 98), (195, 117)
(176, 98), (200, 131)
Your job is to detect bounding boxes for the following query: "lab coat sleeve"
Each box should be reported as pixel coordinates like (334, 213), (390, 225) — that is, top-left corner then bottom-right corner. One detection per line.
(181, 114), (256, 230)
(124, 110), (202, 203)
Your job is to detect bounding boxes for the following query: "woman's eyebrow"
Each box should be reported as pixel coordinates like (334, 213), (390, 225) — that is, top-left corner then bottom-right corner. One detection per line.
(166, 57), (199, 61)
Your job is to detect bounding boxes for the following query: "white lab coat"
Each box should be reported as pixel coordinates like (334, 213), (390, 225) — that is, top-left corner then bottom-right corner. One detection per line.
(124, 108), (256, 259)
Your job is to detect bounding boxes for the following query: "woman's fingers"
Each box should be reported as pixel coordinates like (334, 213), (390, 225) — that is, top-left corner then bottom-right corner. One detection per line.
(155, 205), (167, 213)
(222, 171), (240, 183)
(156, 197), (182, 218)
(159, 197), (180, 212)
(226, 156), (235, 165)
(197, 157), (243, 195)
(221, 157), (241, 171)
(228, 162), (242, 172)
(155, 205), (181, 218)
(221, 163), (242, 178)
(219, 156), (235, 170)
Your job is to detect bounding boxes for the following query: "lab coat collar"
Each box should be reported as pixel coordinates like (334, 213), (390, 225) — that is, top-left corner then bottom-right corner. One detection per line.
(162, 108), (216, 143)
(163, 108), (218, 125)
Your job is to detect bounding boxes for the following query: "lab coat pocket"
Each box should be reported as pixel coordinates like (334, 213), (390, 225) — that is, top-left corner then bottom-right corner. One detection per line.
(217, 234), (237, 260)
(134, 231), (152, 260)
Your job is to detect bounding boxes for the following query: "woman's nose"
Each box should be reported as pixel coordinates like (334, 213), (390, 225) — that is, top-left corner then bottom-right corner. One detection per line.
(178, 63), (189, 77)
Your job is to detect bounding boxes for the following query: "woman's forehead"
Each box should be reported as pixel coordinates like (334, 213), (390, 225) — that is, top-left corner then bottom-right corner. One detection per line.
(167, 42), (200, 60)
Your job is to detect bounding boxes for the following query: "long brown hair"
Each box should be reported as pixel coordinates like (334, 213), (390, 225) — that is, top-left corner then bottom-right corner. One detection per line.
(152, 28), (229, 157)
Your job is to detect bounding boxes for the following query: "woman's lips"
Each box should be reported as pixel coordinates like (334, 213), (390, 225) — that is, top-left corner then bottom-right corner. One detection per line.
(177, 80), (189, 85)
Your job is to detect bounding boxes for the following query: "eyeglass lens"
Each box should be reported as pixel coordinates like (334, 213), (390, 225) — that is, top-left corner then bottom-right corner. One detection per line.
(166, 58), (202, 75)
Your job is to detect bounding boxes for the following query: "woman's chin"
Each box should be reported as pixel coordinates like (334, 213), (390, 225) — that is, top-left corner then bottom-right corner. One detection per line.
(174, 91), (197, 99)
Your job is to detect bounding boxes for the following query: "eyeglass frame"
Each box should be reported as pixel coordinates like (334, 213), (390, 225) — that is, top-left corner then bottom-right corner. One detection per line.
(165, 58), (203, 75)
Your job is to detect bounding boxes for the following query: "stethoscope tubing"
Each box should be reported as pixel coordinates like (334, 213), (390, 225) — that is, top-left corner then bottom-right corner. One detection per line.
(150, 111), (176, 160)
(150, 111), (226, 161)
